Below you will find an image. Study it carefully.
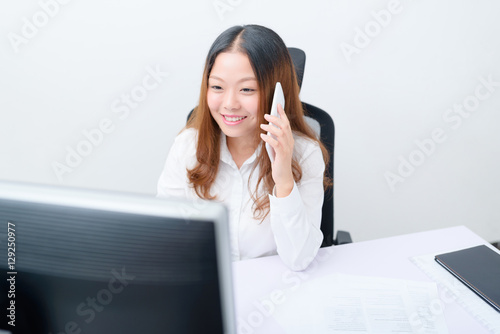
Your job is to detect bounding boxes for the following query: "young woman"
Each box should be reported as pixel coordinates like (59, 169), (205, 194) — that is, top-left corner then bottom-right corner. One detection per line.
(157, 25), (330, 271)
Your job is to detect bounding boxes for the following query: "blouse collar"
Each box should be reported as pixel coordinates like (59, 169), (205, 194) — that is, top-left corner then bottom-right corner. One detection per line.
(219, 132), (262, 169)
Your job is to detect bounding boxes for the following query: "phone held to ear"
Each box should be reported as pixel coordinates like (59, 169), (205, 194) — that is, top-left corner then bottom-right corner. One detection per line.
(265, 82), (285, 163)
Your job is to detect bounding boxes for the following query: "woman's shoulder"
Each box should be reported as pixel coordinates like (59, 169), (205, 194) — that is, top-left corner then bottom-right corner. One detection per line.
(169, 127), (198, 155)
(172, 127), (198, 146)
(292, 132), (321, 156)
(175, 127), (198, 141)
(292, 133), (325, 176)
(165, 127), (199, 169)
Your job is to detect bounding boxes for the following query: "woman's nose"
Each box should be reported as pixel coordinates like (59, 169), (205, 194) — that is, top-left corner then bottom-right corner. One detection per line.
(223, 90), (240, 111)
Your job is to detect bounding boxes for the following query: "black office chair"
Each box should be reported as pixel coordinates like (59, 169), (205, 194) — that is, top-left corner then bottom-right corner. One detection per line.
(187, 48), (352, 247)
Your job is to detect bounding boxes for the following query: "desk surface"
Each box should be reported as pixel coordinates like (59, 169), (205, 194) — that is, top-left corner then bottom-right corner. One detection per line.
(232, 226), (496, 333)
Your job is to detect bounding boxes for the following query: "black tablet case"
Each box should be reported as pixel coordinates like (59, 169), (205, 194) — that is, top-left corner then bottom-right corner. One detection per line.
(435, 245), (500, 312)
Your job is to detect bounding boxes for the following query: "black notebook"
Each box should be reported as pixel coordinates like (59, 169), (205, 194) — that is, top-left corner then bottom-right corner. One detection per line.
(435, 245), (500, 313)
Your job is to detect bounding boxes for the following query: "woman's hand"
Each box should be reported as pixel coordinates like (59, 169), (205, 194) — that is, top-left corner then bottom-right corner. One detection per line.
(260, 103), (295, 197)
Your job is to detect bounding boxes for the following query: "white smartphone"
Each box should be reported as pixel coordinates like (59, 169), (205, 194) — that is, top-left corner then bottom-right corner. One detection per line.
(265, 82), (285, 163)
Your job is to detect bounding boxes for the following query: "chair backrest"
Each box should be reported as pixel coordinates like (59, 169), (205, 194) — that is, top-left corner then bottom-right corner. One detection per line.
(288, 47), (306, 89)
(302, 103), (335, 247)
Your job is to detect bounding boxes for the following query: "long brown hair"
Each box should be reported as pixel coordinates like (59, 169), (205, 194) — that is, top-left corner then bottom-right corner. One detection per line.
(186, 25), (330, 220)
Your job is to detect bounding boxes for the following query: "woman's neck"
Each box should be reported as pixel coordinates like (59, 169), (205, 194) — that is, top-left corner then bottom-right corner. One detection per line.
(226, 136), (258, 169)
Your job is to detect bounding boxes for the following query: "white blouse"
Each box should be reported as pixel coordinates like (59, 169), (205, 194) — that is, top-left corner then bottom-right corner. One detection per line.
(157, 127), (325, 271)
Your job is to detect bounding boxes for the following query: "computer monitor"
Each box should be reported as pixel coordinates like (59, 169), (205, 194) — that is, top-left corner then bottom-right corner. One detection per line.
(0, 181), (236, 334)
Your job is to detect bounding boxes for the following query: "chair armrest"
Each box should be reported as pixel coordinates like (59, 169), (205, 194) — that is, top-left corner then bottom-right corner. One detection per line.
(335, 230), (352, 245)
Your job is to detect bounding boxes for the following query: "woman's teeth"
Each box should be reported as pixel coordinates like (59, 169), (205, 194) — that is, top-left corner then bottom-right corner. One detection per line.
(224, 115), (246, 122)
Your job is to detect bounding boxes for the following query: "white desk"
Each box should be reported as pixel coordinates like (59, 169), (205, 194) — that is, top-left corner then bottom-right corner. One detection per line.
(232, 226), (497, 333)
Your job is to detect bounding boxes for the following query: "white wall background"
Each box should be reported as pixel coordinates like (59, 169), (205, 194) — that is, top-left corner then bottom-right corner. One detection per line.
(1, 0), (499, 243)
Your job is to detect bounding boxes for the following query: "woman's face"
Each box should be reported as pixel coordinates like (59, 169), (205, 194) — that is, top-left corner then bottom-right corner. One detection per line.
(207, 51), (260, 144)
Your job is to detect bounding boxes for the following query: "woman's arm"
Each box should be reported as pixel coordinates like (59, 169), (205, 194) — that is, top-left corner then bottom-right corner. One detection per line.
(268, 140), (325, 271)
(260, 104), (325, 270)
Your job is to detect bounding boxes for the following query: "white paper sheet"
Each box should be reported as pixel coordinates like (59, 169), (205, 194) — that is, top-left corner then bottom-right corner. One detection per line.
(271, 274), (449, 334)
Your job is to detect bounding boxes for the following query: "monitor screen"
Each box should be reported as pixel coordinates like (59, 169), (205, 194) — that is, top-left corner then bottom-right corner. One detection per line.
(0, 181), (235, 334)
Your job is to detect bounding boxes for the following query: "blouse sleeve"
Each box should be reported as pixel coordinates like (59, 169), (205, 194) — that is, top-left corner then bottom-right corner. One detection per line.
(268, 138), (325, 271)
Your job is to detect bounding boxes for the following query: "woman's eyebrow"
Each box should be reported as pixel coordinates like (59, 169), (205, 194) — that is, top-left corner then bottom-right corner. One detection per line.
(209, 75), (257, 83)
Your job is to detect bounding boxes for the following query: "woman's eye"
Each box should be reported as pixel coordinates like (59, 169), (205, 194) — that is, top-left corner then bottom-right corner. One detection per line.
(241, 88), (255, 93)
(211, 85), (222, 90)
